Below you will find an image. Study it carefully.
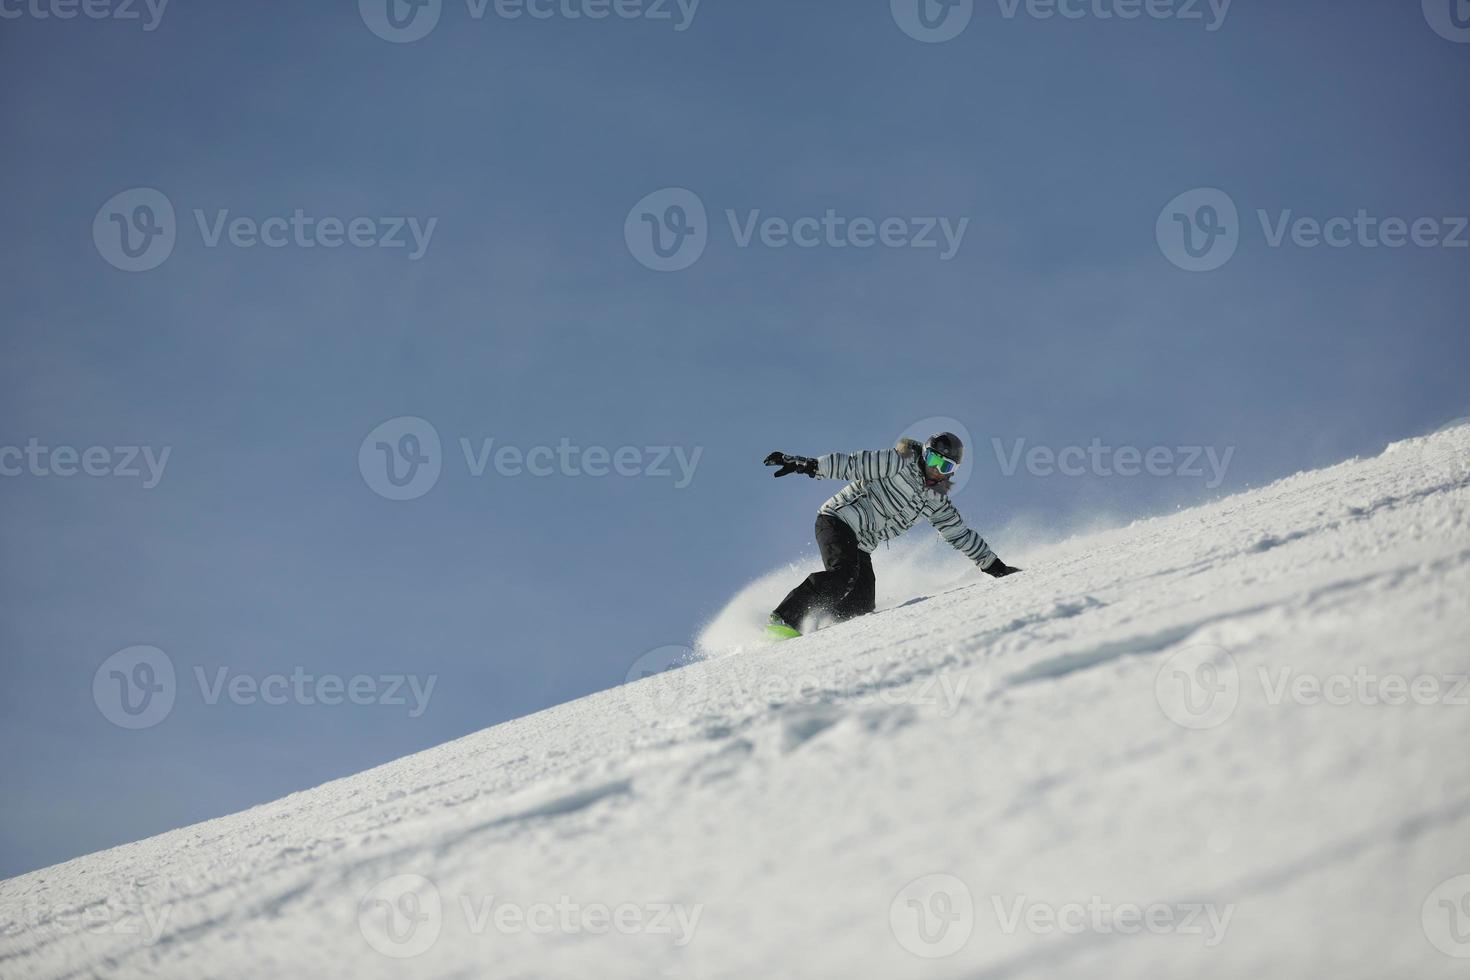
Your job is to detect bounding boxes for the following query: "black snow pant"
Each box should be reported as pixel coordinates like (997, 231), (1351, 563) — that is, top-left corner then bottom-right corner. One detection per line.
(773, 514), (877, 628)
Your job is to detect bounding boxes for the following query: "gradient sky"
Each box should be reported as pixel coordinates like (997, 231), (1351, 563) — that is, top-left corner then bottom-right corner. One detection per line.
(1, 0), (1467, 878)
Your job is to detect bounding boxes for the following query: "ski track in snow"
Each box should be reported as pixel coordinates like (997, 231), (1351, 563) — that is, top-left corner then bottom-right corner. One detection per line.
(3, 423), (1470, 978)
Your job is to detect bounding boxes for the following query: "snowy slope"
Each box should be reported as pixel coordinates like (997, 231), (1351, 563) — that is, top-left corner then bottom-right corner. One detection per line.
(3, 423), (1469, 979)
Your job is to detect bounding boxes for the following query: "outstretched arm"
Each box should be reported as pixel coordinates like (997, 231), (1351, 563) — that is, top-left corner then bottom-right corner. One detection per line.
(929, 497), (1020, 577)
(814, 449), (906, 481)
(763, 449), (906, 480)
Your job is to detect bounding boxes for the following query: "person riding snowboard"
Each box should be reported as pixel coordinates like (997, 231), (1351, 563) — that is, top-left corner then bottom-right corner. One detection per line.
(763, 432), (1019, 639)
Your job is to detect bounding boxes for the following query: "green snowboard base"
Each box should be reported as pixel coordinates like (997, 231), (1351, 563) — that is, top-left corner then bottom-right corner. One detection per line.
(765, 620), (801, 640)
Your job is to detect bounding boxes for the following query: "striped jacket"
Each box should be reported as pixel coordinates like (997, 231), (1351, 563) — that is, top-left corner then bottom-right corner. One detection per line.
(815, 439), (998, 568)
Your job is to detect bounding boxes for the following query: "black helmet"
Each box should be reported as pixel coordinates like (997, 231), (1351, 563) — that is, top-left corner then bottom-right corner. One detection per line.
(924, 431), (964, 464)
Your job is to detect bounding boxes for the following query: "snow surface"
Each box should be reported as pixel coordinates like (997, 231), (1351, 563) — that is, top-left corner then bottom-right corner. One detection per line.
(3, 422), (1470, 979)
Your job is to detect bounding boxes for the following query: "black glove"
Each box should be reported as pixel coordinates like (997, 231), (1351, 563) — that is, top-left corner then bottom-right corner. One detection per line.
(764, 451), (818, 478)
(985, 558), (1021, 578)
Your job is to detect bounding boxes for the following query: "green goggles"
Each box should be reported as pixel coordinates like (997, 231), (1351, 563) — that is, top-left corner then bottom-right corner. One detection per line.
(924, 449), (959, 475)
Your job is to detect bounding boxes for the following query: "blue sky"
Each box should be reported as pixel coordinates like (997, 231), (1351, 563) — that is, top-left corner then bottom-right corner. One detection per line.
(1, 0), (1466, 877)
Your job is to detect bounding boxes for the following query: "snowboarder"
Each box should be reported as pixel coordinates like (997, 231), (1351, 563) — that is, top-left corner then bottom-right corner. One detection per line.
(763, 432), (1019, 639)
